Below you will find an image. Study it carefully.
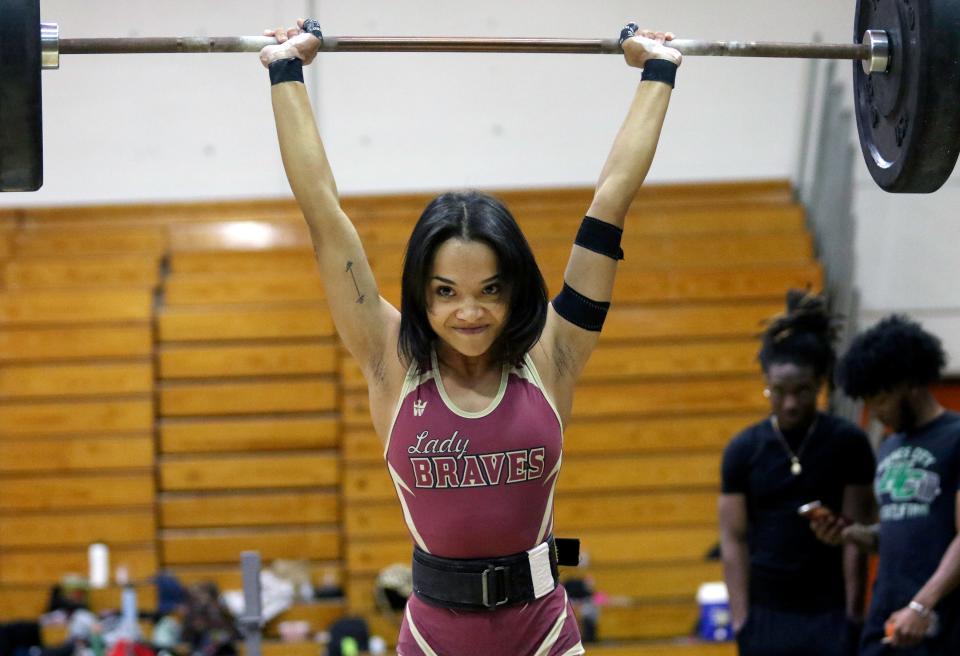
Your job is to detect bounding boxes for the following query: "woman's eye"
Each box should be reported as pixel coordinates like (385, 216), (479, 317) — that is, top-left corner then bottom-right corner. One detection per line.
(436, 286), (454, 297)
(483, 284), (500, 295)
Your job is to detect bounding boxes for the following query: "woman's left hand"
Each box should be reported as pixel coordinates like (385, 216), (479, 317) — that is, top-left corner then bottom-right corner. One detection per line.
(260, 19), (321, 68)
(622, 28), (682, 68)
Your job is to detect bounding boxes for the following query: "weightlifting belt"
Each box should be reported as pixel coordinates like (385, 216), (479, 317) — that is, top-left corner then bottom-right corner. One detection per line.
(411, 536), (580, 611)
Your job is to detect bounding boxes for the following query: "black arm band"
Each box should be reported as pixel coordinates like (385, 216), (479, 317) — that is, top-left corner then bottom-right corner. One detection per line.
(641, 58), (677, 88)
(269, 58), (304, 85)
(575, 216), (624, 261)
(551, 283), (610, 332)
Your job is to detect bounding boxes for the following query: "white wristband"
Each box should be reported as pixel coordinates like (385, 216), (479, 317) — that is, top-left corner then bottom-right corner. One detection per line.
(908, 600), (932, 618)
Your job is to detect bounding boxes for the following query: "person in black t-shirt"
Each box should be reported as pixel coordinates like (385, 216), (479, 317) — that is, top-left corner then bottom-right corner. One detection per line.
(815, 315), (960, 655)
(720, 291), (877, 656)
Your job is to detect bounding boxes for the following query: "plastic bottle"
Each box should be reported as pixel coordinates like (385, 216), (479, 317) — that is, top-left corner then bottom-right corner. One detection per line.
(88, 543), (109, 589)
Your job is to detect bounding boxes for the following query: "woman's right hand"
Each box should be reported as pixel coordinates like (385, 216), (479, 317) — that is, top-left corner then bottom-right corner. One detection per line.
(621, 27), (683, 69)
(260, 19), (321, 68)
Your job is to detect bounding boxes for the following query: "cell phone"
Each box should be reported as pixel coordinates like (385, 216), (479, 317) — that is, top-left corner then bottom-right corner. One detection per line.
(798, 500), (850, 525)
(798, 500), (837, 521)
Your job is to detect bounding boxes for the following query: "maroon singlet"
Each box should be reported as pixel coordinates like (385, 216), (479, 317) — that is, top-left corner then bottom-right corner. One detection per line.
(384, 351), (584, 655)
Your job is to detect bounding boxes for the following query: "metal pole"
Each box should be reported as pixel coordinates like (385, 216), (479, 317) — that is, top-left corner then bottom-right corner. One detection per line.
(58, 35), (872, 61)
(239, 551), (263, 656)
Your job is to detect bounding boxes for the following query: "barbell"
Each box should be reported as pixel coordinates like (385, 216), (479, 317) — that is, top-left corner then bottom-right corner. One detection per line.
(1, 0), (959, 194)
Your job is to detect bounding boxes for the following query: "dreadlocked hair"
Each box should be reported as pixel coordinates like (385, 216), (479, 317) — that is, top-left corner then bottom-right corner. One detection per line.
(758, 289), (840, 379)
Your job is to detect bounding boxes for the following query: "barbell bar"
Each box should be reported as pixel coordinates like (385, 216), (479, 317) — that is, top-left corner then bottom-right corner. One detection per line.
(2, 0), (959, 194)
(51, 34), (881, 65)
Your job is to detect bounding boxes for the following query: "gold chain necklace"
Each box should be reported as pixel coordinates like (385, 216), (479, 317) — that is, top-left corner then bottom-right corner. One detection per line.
(770, 416), (817, 476)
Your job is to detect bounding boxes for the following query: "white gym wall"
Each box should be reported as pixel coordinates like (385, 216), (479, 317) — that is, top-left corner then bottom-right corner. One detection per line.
(4, 0), (854, 202)
(2, 1), (959, 372)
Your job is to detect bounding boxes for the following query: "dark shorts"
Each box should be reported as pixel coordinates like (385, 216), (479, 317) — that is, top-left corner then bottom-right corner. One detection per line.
(737, 604), (856, 656)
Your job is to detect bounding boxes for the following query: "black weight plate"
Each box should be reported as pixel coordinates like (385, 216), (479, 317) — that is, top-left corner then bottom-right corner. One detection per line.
(854, 0), (960, 193)
(0, 0), (43, 191)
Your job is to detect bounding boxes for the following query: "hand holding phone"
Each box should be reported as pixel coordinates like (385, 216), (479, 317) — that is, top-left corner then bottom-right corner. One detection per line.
(798, 500), (826, 520)
(799, 501), (851, 546)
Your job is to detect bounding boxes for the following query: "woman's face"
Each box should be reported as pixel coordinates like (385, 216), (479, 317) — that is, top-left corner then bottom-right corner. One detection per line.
(426, 238), (509, 359)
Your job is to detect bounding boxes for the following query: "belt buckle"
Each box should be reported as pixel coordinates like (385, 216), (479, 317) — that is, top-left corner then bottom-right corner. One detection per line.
(481, 565), (509, 609)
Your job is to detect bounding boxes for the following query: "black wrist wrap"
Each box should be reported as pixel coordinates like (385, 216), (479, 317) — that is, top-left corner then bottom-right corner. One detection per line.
(269, 57), (304, 85)
(641, 58), (677, 88)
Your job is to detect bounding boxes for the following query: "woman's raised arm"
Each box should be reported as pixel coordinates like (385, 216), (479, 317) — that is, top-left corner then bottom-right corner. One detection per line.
(261, 21), (401, 386)
(537, 27), (681, 410)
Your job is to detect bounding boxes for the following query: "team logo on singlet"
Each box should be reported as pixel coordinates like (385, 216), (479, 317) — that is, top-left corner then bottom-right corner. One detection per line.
(875, 446), (941, 521)
(413, 399), (427, 417)
(407, 429), (546, 489)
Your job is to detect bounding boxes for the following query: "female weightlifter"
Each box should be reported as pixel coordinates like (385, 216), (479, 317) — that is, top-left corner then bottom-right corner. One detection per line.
(259, 19), (680, 656)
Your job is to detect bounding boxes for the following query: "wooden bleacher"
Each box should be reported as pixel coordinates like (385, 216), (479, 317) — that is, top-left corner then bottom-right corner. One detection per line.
(155, 217), (343, 614)
(0, 217), (160, 618)
(0, 180), (814, 655)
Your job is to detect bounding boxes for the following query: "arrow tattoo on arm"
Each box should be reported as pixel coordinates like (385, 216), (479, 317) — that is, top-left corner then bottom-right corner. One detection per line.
(345, 261), (365, 304)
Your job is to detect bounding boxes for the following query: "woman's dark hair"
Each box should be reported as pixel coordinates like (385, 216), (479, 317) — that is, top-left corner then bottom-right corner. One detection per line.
(758, 289), (839, 380)
(398, 190), (548, 370)
(836, 314), (947, 398)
